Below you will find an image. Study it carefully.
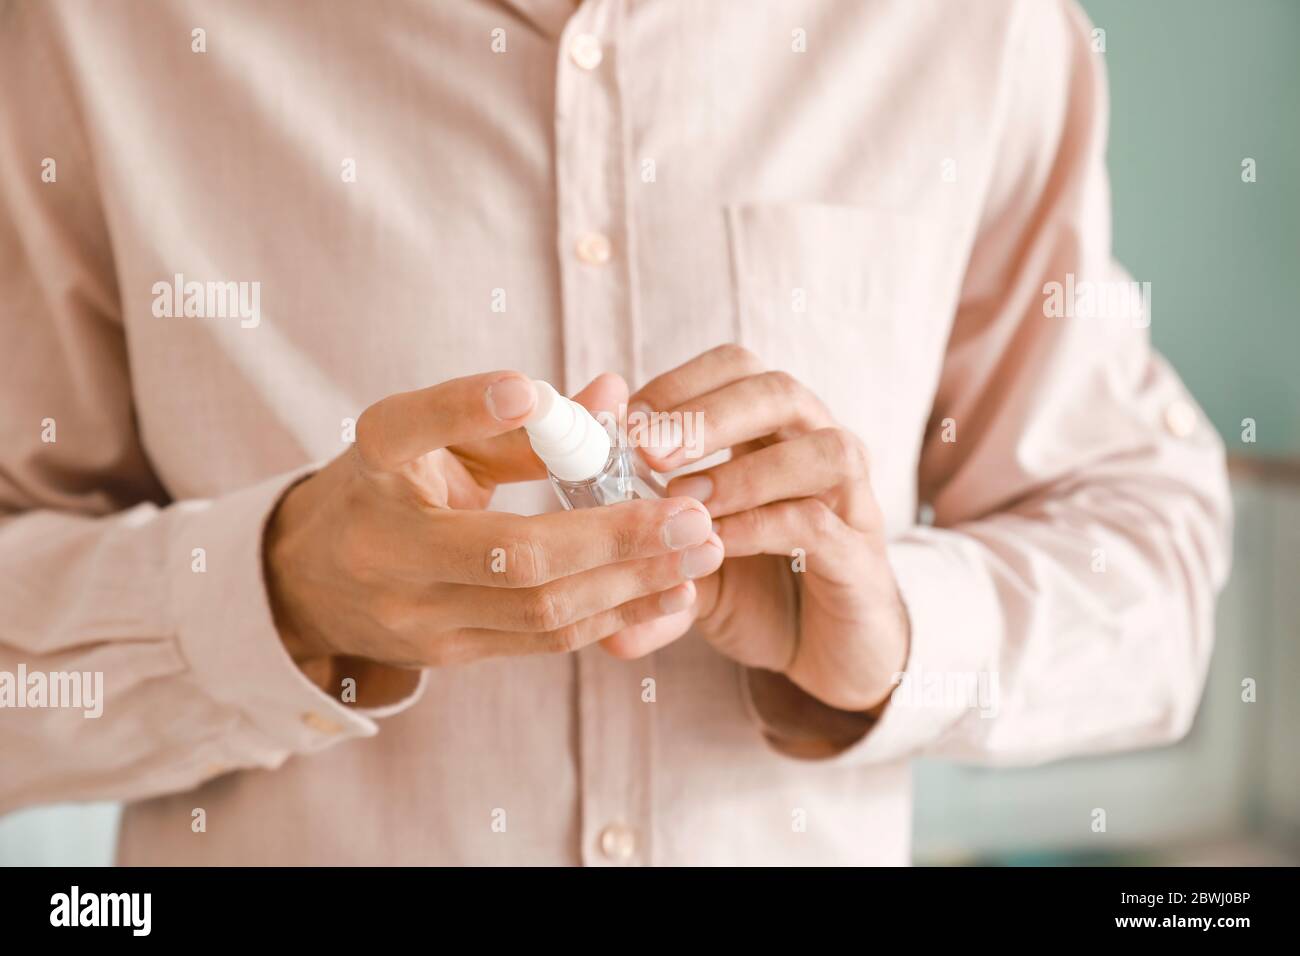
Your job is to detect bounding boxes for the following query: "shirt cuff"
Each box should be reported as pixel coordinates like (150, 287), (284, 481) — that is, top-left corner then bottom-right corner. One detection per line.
(167, 466), (426, 761)
(744, 528), (1002, 764)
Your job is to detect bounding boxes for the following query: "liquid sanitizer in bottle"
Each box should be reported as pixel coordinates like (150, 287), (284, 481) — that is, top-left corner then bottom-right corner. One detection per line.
(524, 380), (666, 510)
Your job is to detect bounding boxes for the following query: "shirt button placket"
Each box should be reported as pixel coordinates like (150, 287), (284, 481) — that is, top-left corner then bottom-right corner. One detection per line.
(598, 822), (638, 862)
(575, 231), (613, 266)
(554, 0), (653, 867)
(553, 2), (634, 394)
(569, 32), (604, 72)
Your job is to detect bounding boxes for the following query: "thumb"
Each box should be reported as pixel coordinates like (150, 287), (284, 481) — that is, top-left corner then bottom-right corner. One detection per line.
(355, 371), (537, 472)
(425, 372), (632, 486)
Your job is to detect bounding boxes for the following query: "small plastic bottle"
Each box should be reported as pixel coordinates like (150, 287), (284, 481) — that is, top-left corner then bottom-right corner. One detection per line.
(524, 380), (665, 509)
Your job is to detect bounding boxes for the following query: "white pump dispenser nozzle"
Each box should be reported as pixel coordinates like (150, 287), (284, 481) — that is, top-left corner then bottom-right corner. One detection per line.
(523, 380), (612, 482)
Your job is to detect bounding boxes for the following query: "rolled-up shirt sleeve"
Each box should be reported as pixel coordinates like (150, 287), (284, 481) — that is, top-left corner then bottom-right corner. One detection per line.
(748, 0), (1232, 766)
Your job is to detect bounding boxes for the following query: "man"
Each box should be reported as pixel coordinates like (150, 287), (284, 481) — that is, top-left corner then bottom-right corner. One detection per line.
(0, 0), (1229, 865)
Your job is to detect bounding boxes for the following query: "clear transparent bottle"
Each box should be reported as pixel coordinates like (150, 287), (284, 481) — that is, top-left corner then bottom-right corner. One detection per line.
(549, 443), (666, 510)
(523, 380), (665, 510)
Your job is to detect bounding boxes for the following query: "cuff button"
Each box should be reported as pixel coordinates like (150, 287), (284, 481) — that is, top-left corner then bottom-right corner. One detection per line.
(301, 712), (344, 735)
(1163, 400), (1198, 438)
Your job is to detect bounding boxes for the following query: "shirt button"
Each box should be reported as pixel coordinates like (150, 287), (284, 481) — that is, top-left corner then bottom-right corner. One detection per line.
(575, 232), (612, 265)
(569, 33), (603, 71)
(598, 822), (637, 861)
(1163, 400), (1198, 438)
(301, 712), (344, 735)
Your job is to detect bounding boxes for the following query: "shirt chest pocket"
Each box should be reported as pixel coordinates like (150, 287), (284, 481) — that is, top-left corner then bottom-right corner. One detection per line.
(724, 202), (950, 464)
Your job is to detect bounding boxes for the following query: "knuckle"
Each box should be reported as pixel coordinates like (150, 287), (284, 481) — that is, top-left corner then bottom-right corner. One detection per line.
(725, 463), (755, 502)
(818, 427), (857, 471)
(419, 638), (449, 669)
(760, 368), (798, 397)
(736, 502), (768, 539)
(715, 343), (763, 373)
(839, 427), (868, 473)
(632, 385), (664, 411)
(394, 632), (439, 668)
(353, 405), (388, 470)
(800, 498), (836, 536)
(545, 622), (584, 654)
(636, 555), (674, 593)
(521, 586), (569, 633)
(619, 595), (655, 630)
(501, 537), (547, 588)
(853, 437), (872, 476)
(368, 593), (408, 633)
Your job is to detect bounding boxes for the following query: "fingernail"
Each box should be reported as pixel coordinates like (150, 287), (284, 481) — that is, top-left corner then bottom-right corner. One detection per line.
(662, 508), (711, 550)
(486, 377), (536, 420)
(671, 474), (713, 504)
(679, 541), (723, 579)
(659, 583), (694, 615)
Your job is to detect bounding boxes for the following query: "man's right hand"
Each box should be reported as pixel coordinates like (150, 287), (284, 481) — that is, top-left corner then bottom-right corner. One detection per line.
(264, 371), (723, 677)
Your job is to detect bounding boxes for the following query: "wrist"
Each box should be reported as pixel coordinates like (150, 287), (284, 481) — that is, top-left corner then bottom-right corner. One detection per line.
(262, 474), (338, 686)
(746, 668), (876, 758)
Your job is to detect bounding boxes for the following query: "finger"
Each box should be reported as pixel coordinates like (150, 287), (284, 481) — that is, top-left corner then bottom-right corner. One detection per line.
(630, 343), (766, 415)
(431, 496), (715, 587)
(712, 498), (859, 581)
(436, 581), (700, 663)
(440, 536), (724, 630)
(599, 606), (698, 659)
(452, 372), (630, 485)
(599, 532), (724, 659)
(666, 428), (869, 518)
(643, 370), (835, 471)
(575, 371), (630, 425)
(356, 371), (538, 472)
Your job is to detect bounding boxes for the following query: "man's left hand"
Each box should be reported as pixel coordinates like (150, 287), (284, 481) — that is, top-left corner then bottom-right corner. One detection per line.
(602, 344), (910, 714)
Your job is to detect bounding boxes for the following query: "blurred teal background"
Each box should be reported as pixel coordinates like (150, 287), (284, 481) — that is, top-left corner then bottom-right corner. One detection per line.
(1085, 0), (1299, 456)
(911, 0), (1299, 865)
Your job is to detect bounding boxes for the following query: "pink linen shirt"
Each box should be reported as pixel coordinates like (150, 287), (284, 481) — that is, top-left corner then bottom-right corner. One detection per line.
(0, 0), (1230, 865)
